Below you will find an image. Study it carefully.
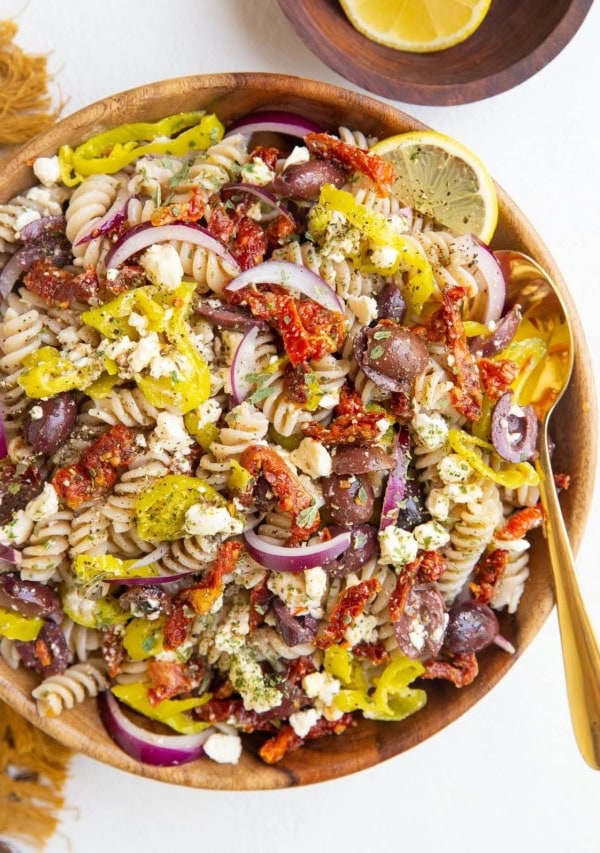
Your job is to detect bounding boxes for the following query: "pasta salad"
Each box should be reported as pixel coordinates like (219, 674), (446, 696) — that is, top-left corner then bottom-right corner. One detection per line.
(0, 109), (559, 767)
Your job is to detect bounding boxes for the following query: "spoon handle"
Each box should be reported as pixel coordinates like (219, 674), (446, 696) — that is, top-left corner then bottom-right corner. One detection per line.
(538, 435), (600, 770)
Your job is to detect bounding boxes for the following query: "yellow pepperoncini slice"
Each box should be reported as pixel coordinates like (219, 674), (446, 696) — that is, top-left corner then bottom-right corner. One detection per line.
(58, 112), (224, 186)
(463, 320), (491, 338)
(122, 617), (165, 661)
(17, 346), (102, 399)
(183, 413), (219, 450)
(324, 645), (426, 722)
(0, 607), (44, 641)
(448, 428), (539, 488)
(308, 184), (434, 314)
(85, 372), (121, 400)
(111, 682), (211, 735)
(72, 554), (159, 586)
(62, 586), (130, 630)
(134, 474), (230, 542)
(227, 460), (253, 495)
(267, 424), (302, 452)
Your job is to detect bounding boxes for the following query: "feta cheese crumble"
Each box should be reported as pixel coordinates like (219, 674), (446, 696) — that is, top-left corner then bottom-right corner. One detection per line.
(289, 708), (320, 739)
(378, 526), (419, 568)
(290, 437), (332, 479)
(139, 244), (183, 290)
(203, 732), (243, 765)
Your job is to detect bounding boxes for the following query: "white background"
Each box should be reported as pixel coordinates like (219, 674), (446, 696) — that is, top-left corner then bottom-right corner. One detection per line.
(3, 1), (599, 851)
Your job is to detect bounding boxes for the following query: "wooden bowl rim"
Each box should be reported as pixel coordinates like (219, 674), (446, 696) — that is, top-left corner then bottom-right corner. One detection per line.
(277, 0), (595, 105)
(0, 72), (597, 789)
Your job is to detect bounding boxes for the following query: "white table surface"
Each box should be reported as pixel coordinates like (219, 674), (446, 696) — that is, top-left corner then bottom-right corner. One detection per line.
(4, 1), (599, 850)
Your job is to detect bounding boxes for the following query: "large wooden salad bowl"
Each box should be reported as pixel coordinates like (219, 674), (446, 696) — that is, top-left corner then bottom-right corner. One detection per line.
(0, 73), (596, 789)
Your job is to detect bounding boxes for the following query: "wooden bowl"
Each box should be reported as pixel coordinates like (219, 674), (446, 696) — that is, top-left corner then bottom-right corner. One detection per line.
(0, 73), (596, 789)
(277, 0), (595, 105)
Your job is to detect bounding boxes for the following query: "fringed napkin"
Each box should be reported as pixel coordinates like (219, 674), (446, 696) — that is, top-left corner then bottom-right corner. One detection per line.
(0, 19), (70, 851)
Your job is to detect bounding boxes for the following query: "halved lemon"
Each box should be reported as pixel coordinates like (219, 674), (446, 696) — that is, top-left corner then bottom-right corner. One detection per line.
(372, 131), (498, 244)
(339, 0), (492, 53)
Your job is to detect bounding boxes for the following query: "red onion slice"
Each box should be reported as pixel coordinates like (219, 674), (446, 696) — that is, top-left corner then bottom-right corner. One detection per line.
(98, 691), (212, 766)
(244, 528), (351, 572)
(379, 426), (411, 531)
(75, 192), (133, 246)
(493, 633), (516, 654)
(0, 545), (21, 564)
(222, 184), (294, 224)
(230, 326), (260, 404)
(470, 243), (506, 325)
(225, 110), (323, 140)
(226, 260), (344, 314)
(105, 222), (240, 272)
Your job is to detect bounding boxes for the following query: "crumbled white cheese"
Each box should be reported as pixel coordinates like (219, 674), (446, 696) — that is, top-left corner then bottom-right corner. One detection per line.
(229, 651), (282, 713)
(139, 244), (183, 290)
(347, 294), (379, 326)
(304, 567), (327, 618)
(319, 392), (341, 409)
(104, 335), (137, 363)
(128, 312), (148, 335)
(444, 482), (483, 504)
(203, 732), (242, 765)
(289, 708), (320, 739)
(413, 519), (450, 550)
(344, 612), (378, 647)
(425, 488), (451, 521)
(302, 671), (341, 706)
(0, 510), (33, 546)
(184, 504), (243, 538)
(290, 437), (332, 479)
(267, 572), (310, 616)
(412, 412), (449, 451)
(214, 602), (251, 655)
(148, 352), (181, 380)
(369, 246), (399, 270)
(29, 405), (43, 421)
(438, 453), (473, 484)
(240, 157), (275, 186)
(25, 484), (59, 524)
(378, 526), (419, 568)
(57, 326), (81, 348)
(128, 332), (161, 374)
(388, 213), (410, 235)
(150, 412), (193, 456)
(32, 155), (61, 187)
(282, 146), (310, 170)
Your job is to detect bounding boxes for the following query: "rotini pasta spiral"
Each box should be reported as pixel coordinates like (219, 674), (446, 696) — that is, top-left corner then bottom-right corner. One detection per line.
(31, 660), (108, 717)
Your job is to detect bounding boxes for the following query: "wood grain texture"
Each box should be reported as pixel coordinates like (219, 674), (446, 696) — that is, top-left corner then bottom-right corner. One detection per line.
(0, 73), (597, 789)
(277, 0), (594, 105)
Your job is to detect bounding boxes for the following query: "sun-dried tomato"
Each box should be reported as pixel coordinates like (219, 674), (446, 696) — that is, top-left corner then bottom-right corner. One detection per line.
(101, 626), (125, 678)
(163, 603), (193, 651)
(302, 398), (385, 446)
(352, 640), (389, 665)
(469, 549), (509, 605)
(240, 445), (319, 543)
(176, 541), (243, 615)
(249, 576), (272, 632)
(285, 655), (317, 686)
(305, 132), (394, 196)
(249, 146), (281, 171)
(195, 697), (279, 733)
(233, 216), (268, 270)
(495, 504), (544, 540)
(282, 362), (310, 405)
(102, 264), (148, 297)
(259, 713), (354, 764)
(25, 258), (99, 306)
(265, 211), (297, 251)
(389, 389), (412, 422)
(416, 550), (448, 584)
(388, 560), (420, 623)
(147, 660), (194, 706)
(316, 578), (380, 649)
(150, 186), (205, 226)
(34, 636), (53, 668)
(205, 196), (236, 244)
(421, 652), (479, 688)
(52, 424), (137, 509)
(554, 472), (571, 491)
(478, 357), (519, 402)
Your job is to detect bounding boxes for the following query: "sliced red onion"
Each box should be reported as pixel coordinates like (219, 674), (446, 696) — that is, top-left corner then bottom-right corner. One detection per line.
(244, 527), (351, 572)
(0, 545), (21, 564)
(75, 192), (133, 246)
(196, 301), (269, 331)
(98, 691), (212, 766)
(493, 633), (516, 654)
(380, 426), (411, 531)
(230, 326), (260, 404)
(221, 184), (294, 224)
(470, 243), (506, 325)
(105, 222), (240, 272)
(226, 260), (343, 314)
(0, 251), (29, 296)
(225, 110), (323, 141)
(105, 571), (194, 586)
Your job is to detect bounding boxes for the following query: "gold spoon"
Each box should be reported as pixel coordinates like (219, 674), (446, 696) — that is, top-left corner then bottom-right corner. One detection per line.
(496, 249), (600, 770)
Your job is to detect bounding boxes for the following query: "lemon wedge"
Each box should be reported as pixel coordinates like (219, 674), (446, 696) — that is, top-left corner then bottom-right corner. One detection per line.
(372, 131), (498, 244)
(339, 0), (492, 53)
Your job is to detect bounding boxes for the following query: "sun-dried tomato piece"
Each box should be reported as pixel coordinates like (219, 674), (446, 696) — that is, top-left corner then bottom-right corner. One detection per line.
(469, 549), (509, 605)
(150, 186), (205, 226)
(282, 362), (310, 405)
(554, 472), (571, 491)
(416, 550), (448, 584)
(389, 389), (412, 422)
(421, 652), (479, 687)
(495, 504), (544, 541)
(259, 713), (354, 764)
(352, 640), (389, 665)
(176, 541), (243, 615)
(285, 655), (317, 686)
(195, 697), (279, 733)
(102, 264), (148, 297)
(25, 258), (99, 306)
(388, 560), (420, 623)
(316, 578), (380, 649)
(101, 626), (125, 678)
(302, 406), (385, 447)
(147, 660), (195, 706)
(233, 216), (268, 270)
(265, 212), (297, 251)
(163, 603), (193, 651)
(305, 132), (394, 196)
(249, 145), (281, 171)
(240, 445), (319, 543)
(81, 423), (137, 470)
(478, 357), (519, 403)
(249, 576), (273, 632)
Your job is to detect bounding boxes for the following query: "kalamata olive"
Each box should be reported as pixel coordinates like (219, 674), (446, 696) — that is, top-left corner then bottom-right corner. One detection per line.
(393, 584), (446, 660)
(353, 324), (428, 392)
(0, 572), (62, 621)
(0, 462), (43, 524)
(195, 302), (269, 332)
(377, 283), (407, 322)
(322, 473), (374, 527)
(444, 599), (499, 654)
(470, 306), (521, 358)
(396, 476), (431, 531)
(23, 392), (78, 455)
(491, 392), (538, 463)
(332, 446), (396, 476)
(16, 620), (69, 676)
(272, 597), (319, 647)
(323, 524), (378, 578)
(119, 586), (172, 619)
(272, 160), (346, 200)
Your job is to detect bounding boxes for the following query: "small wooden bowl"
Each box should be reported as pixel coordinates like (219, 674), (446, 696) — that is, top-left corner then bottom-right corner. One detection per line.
(277, 0), (594, 105)
(0, 73), (596, 789)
